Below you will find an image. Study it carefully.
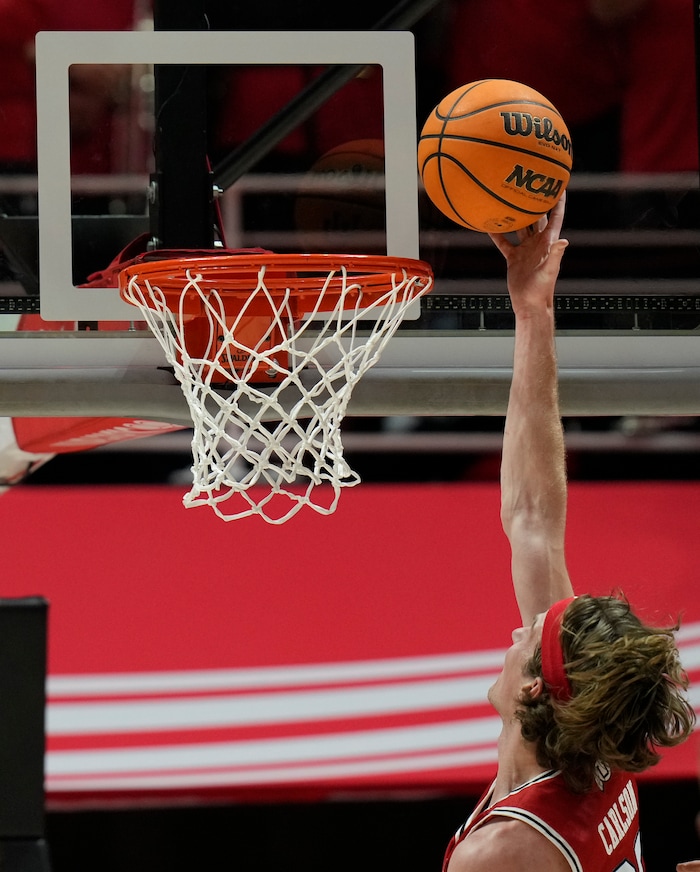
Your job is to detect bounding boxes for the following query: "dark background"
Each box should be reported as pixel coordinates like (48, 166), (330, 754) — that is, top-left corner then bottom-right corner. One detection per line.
(44, 781), (700, 872)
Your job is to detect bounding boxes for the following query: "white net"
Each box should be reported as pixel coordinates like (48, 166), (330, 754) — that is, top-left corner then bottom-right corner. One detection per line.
(120, 256), (433, 523)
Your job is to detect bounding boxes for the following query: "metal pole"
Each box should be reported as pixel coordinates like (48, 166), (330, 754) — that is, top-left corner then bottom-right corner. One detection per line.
(150, 0), (215, 249)
(212, 0), (445, 191)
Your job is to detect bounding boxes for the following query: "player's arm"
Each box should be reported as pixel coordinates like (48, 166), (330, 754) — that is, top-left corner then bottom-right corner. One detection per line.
(447, 818), (570, 872)
(489, 196), (574, 627)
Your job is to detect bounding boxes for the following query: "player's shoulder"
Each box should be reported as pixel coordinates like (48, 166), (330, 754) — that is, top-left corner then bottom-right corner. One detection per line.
(447, 817), (570, 872)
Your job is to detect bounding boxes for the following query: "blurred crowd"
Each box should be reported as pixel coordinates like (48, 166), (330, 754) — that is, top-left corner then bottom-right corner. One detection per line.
(0, 0), (144, 201)
(0, 0), (695, 195)
(206, 0), (698, 175)
(438, 0), (698, 174)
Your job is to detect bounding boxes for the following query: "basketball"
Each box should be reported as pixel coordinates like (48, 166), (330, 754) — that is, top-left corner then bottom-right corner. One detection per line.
(418, 79), (573, 233)
(294, 139), (385, 233)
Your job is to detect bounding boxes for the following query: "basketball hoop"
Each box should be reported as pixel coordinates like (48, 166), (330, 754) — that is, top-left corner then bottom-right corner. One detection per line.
(119, 253), (433, 524)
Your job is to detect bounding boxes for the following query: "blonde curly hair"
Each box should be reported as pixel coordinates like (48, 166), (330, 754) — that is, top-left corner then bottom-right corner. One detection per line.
(516, 594), (696, 793)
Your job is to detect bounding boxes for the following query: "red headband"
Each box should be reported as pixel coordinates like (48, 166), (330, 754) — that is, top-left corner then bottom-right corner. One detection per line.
(541, 597), (576, 702)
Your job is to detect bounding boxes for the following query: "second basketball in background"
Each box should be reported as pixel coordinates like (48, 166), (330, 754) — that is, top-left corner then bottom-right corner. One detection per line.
(294, 139), (386, 235)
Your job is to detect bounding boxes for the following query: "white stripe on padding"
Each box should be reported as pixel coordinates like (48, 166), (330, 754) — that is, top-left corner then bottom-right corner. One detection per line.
(46, 717), (502, 776)
(47, 650), (507, 696)
(47, 674), (493, 734)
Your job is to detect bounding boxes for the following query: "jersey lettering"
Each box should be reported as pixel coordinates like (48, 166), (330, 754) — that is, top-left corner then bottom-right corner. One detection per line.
(598, 780), (639, 855)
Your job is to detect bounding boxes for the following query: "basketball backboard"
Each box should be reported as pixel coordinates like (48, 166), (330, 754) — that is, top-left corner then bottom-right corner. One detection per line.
(0, 14), (699, 422)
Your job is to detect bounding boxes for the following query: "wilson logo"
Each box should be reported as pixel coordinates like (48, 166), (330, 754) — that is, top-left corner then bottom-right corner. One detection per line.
(504, 164), (564, 198)
(500, 111), (572, 155)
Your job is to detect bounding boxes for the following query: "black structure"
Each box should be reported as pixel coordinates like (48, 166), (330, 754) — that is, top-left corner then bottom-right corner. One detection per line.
(150, 1), (215, 250)
(0, 598), (51, 872)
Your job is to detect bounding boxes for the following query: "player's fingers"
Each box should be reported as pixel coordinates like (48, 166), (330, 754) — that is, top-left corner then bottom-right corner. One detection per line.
(546, 192), (567, 241)
(547, 239), (569, 269)
(534, 214), (548, 234)
(538, 239), (569, 279)
(487, 232), (513, 259)
(513, 220), (541, 245)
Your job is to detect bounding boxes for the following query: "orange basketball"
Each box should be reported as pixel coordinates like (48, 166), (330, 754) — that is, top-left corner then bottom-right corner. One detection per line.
(418, 79), (573, 233)
(294, 139), (385, 232)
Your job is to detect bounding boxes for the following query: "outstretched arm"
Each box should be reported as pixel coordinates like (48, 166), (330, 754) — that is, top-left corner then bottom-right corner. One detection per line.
(490, 196), (574, 626)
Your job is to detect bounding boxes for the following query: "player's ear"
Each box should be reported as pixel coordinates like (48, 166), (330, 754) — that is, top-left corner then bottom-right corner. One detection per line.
(522, 676), (545, 701)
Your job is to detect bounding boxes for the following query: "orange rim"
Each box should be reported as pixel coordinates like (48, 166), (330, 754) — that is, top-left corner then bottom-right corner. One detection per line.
(119, 253), (433, 300)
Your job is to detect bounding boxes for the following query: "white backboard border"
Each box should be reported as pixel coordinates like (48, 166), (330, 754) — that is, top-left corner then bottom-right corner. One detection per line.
(35, 30), (420, 320)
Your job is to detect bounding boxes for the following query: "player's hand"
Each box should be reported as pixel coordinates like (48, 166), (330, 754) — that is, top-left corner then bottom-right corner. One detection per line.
(488, 192), (568, 317)
(677, 862), (700, 871)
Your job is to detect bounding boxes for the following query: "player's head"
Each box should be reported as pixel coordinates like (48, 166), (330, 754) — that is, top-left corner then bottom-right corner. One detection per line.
(517, 594), (696, 793)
